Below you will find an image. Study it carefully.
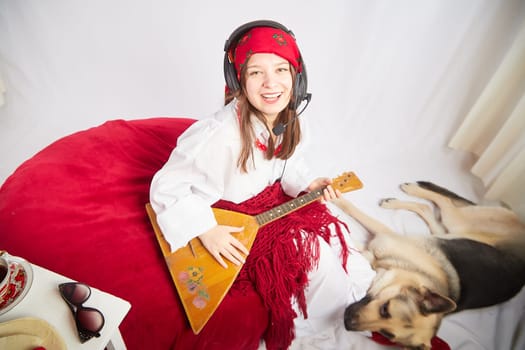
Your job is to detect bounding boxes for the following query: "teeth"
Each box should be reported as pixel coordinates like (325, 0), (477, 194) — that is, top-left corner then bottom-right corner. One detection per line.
(262, 92), (281, 98)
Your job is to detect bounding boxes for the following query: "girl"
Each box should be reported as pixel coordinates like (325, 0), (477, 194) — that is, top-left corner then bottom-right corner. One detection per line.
(150, 20), (374, 349)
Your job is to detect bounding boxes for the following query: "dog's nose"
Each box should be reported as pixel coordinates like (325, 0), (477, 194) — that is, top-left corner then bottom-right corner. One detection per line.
(344, 294), (371, 330)
(344, 316), (357, 330)
(344, 313), (360, 330)
(344, 305), (360, 330)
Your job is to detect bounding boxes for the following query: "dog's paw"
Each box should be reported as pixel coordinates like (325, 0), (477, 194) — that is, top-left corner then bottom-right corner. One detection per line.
(379, 198), (399, 208)
(400, 182), (419, 195)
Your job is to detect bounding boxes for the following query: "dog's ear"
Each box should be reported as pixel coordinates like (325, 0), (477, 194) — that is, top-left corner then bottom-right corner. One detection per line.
(417, 287), (456, 315)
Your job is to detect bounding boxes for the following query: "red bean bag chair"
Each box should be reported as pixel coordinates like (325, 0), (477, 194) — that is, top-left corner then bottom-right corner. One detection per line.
(0, 117), (268, 350)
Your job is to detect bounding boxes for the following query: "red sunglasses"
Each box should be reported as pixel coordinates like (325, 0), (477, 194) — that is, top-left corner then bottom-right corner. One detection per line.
(58, 282), (105, 343)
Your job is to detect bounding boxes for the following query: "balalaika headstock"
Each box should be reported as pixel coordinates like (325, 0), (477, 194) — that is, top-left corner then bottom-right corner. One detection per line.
(332, 171), (363, 193)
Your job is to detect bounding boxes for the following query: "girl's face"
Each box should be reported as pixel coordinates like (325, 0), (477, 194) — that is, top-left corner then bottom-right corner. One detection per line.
(244, 53), (293, 124)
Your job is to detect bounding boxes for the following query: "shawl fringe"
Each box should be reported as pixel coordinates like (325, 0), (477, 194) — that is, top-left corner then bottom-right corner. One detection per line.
(213, 182), (350, 350)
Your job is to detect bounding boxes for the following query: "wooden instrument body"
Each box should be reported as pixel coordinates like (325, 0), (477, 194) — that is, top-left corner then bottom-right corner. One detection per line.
(146, 206), (259, 334)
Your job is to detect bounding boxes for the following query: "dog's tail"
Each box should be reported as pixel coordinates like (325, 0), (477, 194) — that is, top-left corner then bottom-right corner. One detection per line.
(416, 181), (475, 206)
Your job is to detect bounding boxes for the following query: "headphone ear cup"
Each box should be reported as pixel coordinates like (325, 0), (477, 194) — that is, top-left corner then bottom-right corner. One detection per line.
(224, 54), (240, 93)
(292, 72), (307, 109)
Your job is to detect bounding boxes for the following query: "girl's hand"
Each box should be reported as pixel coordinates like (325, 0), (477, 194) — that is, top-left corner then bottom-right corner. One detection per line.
(198, 225), (249, 268)
(307, 177), (342, 202)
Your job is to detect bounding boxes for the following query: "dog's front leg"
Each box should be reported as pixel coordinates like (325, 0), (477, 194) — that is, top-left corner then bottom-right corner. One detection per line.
(333, 197), (396, 235)
(379, 197), (446, 236)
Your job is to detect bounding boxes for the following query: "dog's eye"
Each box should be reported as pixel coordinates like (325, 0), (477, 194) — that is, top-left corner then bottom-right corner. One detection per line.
(379, 301), (391, 318)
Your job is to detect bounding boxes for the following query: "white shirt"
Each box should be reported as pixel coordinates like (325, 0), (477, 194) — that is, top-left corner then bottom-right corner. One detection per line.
(149, 100), (312, 251)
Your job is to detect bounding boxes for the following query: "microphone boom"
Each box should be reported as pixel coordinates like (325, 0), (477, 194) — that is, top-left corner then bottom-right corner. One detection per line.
(272, 93), (312, 136)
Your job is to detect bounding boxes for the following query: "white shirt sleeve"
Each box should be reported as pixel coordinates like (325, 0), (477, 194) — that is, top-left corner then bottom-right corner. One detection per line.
(149, 110), (238, 252)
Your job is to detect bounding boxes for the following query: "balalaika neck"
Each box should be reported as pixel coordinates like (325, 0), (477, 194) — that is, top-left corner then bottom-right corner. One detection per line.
(254, 188), (325, 227)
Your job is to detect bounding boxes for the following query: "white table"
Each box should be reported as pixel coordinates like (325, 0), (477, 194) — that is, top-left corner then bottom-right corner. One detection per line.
(0, 263), (131, 350)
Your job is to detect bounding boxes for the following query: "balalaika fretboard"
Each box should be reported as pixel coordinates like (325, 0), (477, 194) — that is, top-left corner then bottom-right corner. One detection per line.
(254, 188), (324, 226)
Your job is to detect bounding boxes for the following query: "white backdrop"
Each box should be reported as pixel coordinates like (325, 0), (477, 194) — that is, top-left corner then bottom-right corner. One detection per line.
(1, 1), (525, 348)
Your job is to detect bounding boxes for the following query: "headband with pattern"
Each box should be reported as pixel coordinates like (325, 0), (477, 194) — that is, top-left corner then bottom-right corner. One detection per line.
(229, 26), (302, 79)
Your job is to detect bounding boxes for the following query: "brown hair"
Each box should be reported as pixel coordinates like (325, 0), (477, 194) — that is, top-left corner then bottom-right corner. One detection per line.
(225, 64), (302, 173)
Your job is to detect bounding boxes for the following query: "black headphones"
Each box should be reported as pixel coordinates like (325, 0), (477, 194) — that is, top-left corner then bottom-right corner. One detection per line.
(223, 20), (311, 111)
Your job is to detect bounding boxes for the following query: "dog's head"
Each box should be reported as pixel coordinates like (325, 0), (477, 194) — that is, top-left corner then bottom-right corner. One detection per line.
(344, 270), (456, 350)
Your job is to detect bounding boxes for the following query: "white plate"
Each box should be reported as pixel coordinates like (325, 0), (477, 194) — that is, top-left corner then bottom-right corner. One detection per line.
(0, 255), (33, 315)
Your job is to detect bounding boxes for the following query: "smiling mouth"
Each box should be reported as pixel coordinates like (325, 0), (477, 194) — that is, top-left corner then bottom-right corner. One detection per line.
(262, 92), (282, 101)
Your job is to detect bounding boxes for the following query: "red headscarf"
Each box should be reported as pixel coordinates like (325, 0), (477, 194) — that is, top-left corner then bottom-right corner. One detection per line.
(228, 26), (302, 79)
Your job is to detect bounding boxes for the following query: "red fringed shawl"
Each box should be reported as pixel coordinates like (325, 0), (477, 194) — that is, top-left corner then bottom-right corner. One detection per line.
(213, 182), (350, 350)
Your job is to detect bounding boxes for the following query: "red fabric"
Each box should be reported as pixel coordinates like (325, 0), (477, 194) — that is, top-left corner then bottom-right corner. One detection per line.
(214, 183), (350, 350)
(230, 26), (302, 77)
(370, 331), (451, 350)
(0, 118), (268, 350)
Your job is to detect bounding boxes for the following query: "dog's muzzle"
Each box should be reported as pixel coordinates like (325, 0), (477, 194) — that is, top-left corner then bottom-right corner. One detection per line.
(344, 294), (371, 330)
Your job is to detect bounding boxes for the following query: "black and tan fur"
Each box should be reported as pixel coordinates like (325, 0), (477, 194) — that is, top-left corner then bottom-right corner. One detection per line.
(333, 181), (525, 350)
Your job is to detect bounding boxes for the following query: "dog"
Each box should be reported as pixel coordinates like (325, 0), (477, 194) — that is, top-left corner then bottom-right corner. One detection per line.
(333, 181), (525, 350)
